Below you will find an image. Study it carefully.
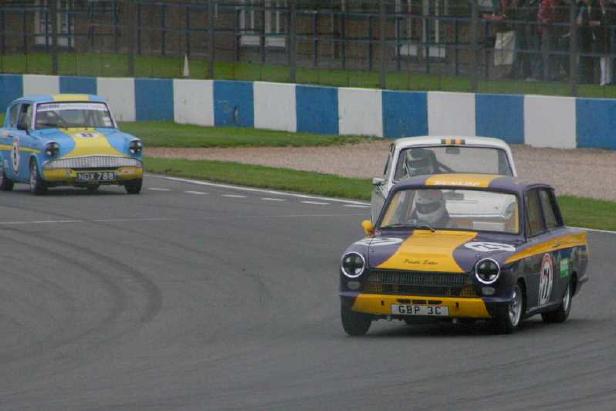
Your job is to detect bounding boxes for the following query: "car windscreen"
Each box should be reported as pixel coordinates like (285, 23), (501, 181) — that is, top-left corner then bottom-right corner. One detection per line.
(394, 146), (513, 181)
(35, 102), (114, 129)
(380, 188), (519, 234)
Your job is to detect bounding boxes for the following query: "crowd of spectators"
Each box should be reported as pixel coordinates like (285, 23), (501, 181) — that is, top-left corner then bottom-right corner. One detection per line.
(487, 0), (616, 85)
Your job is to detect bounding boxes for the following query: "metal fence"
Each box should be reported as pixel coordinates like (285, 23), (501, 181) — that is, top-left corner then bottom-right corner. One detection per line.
(0, 0), (614, 96)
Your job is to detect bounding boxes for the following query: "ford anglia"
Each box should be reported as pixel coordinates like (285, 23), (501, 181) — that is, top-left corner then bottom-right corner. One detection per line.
(0, 94), (143, 194)
(340, 174), (589, 335)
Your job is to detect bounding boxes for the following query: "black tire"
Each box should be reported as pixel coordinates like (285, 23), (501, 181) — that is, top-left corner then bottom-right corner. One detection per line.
(541, 282), (572, 323)
(0, 167), (14, 191)
(125, 179), (142, 195)
(340, 305), (371, 336)
(493, 283), (524, 334)
(29, 160), (47, 195)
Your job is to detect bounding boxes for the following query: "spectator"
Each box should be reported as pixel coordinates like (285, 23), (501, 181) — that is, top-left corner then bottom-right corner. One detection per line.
(597, 0), (616, 84)
(538, 0), (563, 80)
(577, 0), (600, 83)
(509, 0), (537, 79)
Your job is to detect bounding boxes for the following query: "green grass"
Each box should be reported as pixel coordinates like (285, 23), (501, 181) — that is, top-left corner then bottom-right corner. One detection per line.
(5, 52), (616, 98)
(120, 121), (367, 148)
(146, 157), (616, 231)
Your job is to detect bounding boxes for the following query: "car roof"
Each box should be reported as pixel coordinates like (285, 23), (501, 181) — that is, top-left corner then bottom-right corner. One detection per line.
(392, 135), (512, 150)
(12, 94), (107, 104)
(392, 173), (552, 194)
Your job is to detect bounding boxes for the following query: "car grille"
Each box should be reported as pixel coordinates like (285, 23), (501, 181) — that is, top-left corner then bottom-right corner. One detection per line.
(45, 156), (142, 170)
(362, 269), (477, 297)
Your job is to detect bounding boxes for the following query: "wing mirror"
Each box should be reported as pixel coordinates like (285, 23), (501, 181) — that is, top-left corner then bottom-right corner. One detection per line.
(361, 220), (375, 236)
(372, 177), (384, 186)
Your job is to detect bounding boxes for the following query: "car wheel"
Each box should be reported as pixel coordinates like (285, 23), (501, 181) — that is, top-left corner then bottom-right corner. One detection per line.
(29, 160), (47, 195)
(541, 282), (572, 323)
(125, 179), (142, 195)
(0, 167), (14, 191)
(340, 305), (371, 336)
(493, 283), (524, 334)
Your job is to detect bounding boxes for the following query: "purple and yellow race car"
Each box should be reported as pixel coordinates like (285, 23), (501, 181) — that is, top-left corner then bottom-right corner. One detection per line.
(339, 174), (589, 335)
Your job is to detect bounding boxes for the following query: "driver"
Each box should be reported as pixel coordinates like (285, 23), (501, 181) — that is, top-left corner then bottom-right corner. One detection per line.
(411, 189), (453, 228)
(403, 148), (438, 177)
(35, 110), (59, 128)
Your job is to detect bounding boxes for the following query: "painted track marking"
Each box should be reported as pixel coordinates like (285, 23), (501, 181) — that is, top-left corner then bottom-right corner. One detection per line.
(301, 201), (330, 205)
(222, 194), (247, 199)
(343, 204), (371, 208)
(185, 190), (208, 195)
(148, 188), (171, 192)
(261, 197), (286, 202)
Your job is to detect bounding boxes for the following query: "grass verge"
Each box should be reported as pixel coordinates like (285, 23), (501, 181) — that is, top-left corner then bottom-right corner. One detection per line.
(146, 157), (616, 231)
(121, 121), (367, 148)
(4, 52), (616, 98)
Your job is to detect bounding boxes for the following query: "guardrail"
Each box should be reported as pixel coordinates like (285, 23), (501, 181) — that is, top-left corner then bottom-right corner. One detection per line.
(0, 73), (614, 150)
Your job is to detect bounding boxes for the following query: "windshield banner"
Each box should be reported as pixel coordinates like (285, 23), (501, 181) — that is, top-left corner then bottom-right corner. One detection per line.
(37, 103), (109, 112)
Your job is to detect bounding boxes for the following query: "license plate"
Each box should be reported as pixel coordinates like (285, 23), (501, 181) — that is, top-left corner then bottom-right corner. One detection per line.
(76, 171), (117, 183)
(392, 304), (449, 317)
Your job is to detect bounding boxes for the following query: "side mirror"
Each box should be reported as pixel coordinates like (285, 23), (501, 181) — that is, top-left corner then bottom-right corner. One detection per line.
(372, 177), (384, 186)
(361, 219), (375, 236)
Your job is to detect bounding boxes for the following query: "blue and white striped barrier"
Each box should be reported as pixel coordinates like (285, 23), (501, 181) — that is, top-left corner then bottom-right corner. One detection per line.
(0, 73), (614, 150)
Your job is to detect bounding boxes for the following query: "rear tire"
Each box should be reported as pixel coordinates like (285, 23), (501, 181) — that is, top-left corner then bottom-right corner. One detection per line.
(0, 168), (14, 191)
(125, 179), (142, 195)
(341, 305), (371, 336)
(493, 283), (524, 334)
(29, 160), (47, 195)
(541, 282), (572, 323)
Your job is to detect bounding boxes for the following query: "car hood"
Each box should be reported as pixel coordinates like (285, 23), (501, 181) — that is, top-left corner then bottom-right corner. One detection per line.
(33, 128), (138, 158)
(344, 230), (521, 273)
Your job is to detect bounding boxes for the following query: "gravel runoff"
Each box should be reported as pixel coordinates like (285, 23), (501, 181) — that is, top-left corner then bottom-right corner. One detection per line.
(147, 142), (616, 201)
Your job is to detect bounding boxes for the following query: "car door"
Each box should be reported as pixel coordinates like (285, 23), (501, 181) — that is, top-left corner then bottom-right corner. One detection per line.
(537, 188), (571, 305)
(371, 144), (393, 222)
(522, 188), (551, 310)
(10, 102), (35, 182)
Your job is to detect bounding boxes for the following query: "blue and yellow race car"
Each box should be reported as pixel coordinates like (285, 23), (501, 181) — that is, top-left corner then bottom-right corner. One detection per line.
(0, 94), (143, 194)
(340, 174), (589, 335)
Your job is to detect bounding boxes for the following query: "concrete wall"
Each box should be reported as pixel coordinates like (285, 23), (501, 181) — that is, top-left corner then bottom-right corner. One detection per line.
(0, 74), (615, 149)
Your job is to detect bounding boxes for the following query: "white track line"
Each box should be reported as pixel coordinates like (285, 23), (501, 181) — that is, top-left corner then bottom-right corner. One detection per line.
(301, 201), (330, 205)
(222, 194), (247, 199)
(151, 175), (370, 206)
(0, 217), (176, 226)
(343, 204), (371, 208)
(148, 187), (171, 192)
(185, 190), (208, 195)
(261, 197), (286, 202)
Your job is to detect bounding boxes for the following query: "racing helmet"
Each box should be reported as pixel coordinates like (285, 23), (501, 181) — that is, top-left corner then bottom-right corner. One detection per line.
(414, 189), (447, 225)
(403, 148), (437, 177)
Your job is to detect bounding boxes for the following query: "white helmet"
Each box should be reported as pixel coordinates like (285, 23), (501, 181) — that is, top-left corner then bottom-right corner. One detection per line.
(414, 190), (447, 225)
(404, 149), (437, 177)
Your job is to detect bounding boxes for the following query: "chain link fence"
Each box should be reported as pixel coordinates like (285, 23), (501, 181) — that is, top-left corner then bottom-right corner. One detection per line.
(1, 0), (615, 96)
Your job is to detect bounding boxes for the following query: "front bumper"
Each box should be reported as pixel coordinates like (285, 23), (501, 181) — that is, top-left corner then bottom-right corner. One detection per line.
(341, 292), (516, 319)
(42, 166), (143, 185)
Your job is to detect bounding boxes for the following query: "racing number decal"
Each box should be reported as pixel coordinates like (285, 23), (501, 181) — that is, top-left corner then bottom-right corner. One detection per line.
(538, 253), (554, 306)
(11, 136), (20, 172)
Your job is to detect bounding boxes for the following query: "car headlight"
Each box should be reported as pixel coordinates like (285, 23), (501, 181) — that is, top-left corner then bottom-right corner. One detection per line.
(475, 258), (500, 285)
(45, 142), (60, 157)
(129, 140), (143, 154)
(341, 252), (366, 278)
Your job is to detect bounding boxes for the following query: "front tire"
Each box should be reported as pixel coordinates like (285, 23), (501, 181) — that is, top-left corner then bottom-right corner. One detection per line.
(125, 179), (142, 194)
(341, 305), (371, 336)
(29, 160), (47, 195)
(493, 283), (524, 334)
(542, 282), (572, 323)
(0, 167), (14, 191)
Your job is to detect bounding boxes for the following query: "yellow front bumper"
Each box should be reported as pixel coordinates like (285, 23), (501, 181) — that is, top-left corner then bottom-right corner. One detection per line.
(351, 293), (491, 319)
(42, 166), (143, 183)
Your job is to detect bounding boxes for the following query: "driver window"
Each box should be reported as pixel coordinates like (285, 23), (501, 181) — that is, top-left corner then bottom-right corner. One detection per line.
(8, 104), (20, 128)
(17, 104), (32, 130)
(525, 189), (546, 237)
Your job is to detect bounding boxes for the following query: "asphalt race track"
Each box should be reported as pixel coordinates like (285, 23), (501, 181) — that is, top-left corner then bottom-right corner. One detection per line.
(0, 175), (614, 411)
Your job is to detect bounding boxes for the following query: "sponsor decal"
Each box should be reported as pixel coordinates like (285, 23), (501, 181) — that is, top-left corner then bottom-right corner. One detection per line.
(464, 242), (516, 252)
(11, 136), (20, 172)
(77, 132), (96, 138)
(403, 259), (438, 266)
(560, 257), (570, 279)
(38, 102), (108, 112)
(354, 237), (403, 247)
(539, 253), (554, 306)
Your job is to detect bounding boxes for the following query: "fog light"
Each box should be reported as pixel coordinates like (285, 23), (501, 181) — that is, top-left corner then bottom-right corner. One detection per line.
(482, 287), (496, 296)
(347, 280), (360, 290)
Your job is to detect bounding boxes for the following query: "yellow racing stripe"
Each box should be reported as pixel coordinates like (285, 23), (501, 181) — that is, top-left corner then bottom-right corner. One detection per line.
(377, 230), (477, 272)
(60, 128), (123, 157)
(505, 232), (587, 264)
(53, 94), (90, 102)
(425, 174), (499, 188)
